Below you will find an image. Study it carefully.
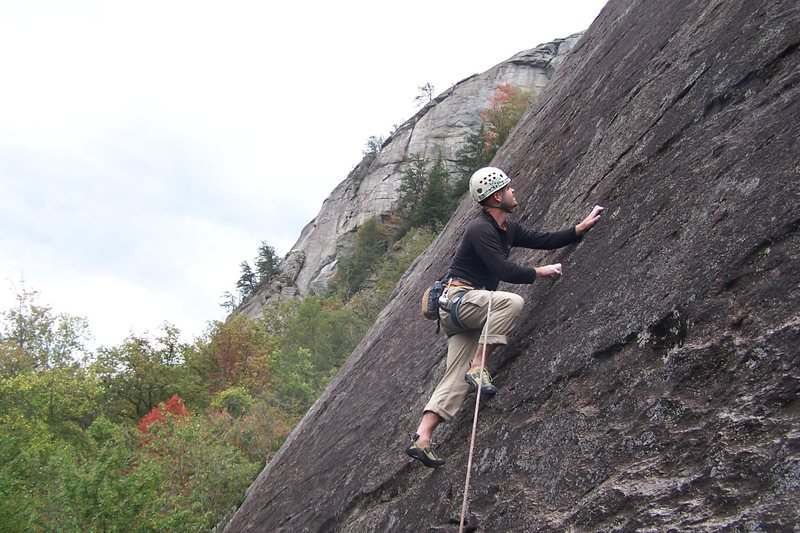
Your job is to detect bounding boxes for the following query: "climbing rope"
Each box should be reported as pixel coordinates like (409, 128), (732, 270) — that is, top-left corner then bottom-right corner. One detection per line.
(459, 292), (492, 533)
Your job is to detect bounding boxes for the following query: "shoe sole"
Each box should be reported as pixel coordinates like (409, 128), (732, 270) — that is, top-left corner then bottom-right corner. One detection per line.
(406, 447), (445, 468)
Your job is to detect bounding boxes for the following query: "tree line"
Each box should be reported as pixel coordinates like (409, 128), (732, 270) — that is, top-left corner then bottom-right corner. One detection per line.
(0, 224), (434, 531)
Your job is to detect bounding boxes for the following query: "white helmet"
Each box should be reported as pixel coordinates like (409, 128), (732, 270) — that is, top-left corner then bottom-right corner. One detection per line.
(469, 167), (511, 203)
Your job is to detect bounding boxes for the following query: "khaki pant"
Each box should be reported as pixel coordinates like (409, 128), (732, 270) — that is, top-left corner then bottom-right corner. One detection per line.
(423, 289), (524, 422)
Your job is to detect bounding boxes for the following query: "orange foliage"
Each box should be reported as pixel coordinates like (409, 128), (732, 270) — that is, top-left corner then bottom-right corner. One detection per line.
(207, 316), (272, 391)
(138, 394), (189, 433)
(479, 83), (531, 150)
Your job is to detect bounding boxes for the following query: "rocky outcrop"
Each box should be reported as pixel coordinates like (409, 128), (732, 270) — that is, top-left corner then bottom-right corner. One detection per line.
(226, 0), (799, 530)
(237, 35), (581, 318)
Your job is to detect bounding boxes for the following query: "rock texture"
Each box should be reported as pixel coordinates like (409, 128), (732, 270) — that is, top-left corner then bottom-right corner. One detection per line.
(226, 0), (800, 531)
(237, 35), (581, 317)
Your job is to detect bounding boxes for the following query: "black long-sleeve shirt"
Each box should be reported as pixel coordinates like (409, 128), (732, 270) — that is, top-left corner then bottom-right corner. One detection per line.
(448, 210), (580, 290)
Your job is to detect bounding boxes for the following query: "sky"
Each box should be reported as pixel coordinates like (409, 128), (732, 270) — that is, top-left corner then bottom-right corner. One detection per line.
(0, 0), (608, 348)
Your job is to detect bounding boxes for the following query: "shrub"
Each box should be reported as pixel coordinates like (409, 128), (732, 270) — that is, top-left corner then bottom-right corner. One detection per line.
(212, 387), (254, 418)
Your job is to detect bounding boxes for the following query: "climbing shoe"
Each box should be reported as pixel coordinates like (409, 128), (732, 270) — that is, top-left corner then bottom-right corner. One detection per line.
(406, 434), (445, 468)
(465, 367), (497, 396)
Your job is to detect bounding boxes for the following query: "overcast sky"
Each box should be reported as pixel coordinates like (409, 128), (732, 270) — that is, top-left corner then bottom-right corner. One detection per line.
(0, 0), (608, 348)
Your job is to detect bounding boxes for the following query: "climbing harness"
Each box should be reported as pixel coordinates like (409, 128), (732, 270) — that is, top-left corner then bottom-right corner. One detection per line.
(439, 280), (470, 334)
(426, 277), (473, 334)
(459, 292), (493, 533)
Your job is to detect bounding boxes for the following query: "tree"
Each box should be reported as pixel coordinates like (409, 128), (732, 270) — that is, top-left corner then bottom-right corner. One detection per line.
(200, 315), (273, 392)
(455, 123), (492, 192)
(138, 394), (189, 433)
(94, 325), (190, 422)
(211, 387), (254, 418)
(255, 241), (281, 286)
(0, 340), (33, 380)
(331, 218), (389, 298)
(236, 261), (257, 299)
(415, 82), (435, 106)
(480, 83), (532, 155)
(455, 84), (534, 194)
(363, 135), (385, 156)
(396, 151), (455, 235)
(0, 286), (93, 371)
(397, 154), (428, 218)
(0, 366), (103, 441)
(134, 412), (259, 531)
(220, 290), (240, 312)
(426, 156), (452, 226)
(56, 418), (159, 532)
(268, 347), (317, 415)
(233, 241), (283, 302)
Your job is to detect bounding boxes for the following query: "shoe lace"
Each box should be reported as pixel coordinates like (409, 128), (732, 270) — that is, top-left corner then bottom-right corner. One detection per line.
(425, 442), (440, 458)
(471, 367), (491, 382)
(418, 440), (436, 451)
(412, 435), (436, 451)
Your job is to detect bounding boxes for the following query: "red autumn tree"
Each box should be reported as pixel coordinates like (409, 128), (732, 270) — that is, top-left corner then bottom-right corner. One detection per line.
(480, 83), (532, 151)
(138, 394), (189, 433)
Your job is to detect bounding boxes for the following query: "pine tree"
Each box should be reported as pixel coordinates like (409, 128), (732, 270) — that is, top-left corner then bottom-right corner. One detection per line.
(255, 242), (280, 286)
(411, 153), (452, 230)
(237, 262), (257, 298)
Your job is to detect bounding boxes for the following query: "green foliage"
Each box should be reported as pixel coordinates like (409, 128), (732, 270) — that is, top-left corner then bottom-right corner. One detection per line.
(396, 150), (457, 238)
(348, 226), (437, 322)
(454, 123), (492, 194)
(235, 241), (283, 301)
(205, 399), (291, 464)
(415, 82), (434, 106)
(259, 295), (367, 416)
(397, 154), (428, 218)
(268, 347), (317, 415)
(93, 324), (193, 422)
(0, 367), (103, 442)
(56, 422), (159, 532)
(410, 152), (454, 231)
(133, 415), (260, 531)
(363, 135), (385, 155)
(0, 413), (56, 532)
(236, 261), (257, 298)
(255, 241), (281, 286)
(331, 218), (389, 298)
(212, 386), (254, 417)
(0, 286), (92, 372)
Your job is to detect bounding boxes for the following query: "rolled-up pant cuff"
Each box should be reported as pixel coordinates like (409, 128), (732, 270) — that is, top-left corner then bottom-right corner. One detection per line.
(480, 334), (507, 345)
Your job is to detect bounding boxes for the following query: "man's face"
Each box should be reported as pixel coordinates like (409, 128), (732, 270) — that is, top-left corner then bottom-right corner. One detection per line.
(499, 185), (518, 210)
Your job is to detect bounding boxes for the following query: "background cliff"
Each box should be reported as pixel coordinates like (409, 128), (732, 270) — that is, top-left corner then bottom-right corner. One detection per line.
(226, 0), (799, 530)
(237, 35), (581, 318)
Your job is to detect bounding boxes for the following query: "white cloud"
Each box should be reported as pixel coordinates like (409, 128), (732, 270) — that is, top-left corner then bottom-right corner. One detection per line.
(0, 0), (608, 348)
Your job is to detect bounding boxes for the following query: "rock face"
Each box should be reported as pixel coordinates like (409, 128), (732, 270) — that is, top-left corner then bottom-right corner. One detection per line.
(226, 0), (799, 531)
(237, 35), (581, 318)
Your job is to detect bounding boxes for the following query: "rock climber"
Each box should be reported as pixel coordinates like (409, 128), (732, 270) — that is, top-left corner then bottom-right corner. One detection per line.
(406, 166), (604, 468)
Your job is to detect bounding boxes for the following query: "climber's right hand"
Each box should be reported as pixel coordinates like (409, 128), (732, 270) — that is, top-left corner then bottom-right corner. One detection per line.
(535, 263), (563, 278)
